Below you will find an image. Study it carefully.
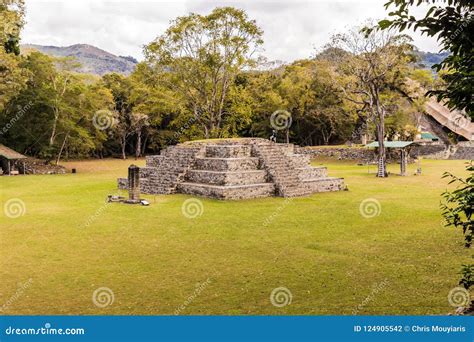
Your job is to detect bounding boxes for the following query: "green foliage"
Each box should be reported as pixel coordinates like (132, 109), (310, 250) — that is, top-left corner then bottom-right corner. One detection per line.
(0, 0), (27, 110)
(144, 7), (264, 139)
(381, 0), (473, 119)
(279, 59), (353, 145)
(0, 52), (114, 160)
(459, 264), (474, 290)
(441, 162), (474, 247)
(0, 5), (445, 160)
(409, 68), (435, 89)
(0, 0), (25, 55)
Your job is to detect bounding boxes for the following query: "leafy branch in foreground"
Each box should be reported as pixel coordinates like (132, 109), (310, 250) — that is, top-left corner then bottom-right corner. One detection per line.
(459, 264), (474, 290)
(441, 162), (473, 313)
(441, 161), (473, 248)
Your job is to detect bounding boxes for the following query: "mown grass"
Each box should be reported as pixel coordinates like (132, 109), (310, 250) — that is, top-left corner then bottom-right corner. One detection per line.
(0, 157), (471, 315)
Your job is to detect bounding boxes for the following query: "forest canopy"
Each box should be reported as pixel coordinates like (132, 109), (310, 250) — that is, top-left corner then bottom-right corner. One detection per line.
(0, 5), (455, 162)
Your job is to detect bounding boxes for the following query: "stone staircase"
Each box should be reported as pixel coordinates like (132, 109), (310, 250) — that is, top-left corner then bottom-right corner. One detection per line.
(253, 142), (302, 197)
(177, 144), (275, 200)
(118, 138), (345, 199)
(253, 141), (345, 197)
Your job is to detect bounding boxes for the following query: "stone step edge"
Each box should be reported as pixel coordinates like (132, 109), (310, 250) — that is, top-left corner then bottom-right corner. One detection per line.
(178, 182), (275, 190)
(195, 157), (259, 161)
(205, 144), (248, 148)
(187, 170), (266, 175)
(296, 166), (327, 170)
(302, 177), (344, 182)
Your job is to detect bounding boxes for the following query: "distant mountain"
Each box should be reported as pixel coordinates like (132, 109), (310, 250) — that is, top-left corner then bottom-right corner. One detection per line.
(416, 50), (449, 69)
(21, 44), (138, 75)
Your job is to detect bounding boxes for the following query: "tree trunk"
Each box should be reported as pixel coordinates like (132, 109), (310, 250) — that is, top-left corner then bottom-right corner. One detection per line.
(121, 137), (126, 160)
(49, 113), (58, 146)
(141, 134), (148, 155)
(135, 130), (141, 160)
(56, 133), (69, 165)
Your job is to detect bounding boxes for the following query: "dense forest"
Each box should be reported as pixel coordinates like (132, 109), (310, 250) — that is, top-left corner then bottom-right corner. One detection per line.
(0, 0), (456, 164)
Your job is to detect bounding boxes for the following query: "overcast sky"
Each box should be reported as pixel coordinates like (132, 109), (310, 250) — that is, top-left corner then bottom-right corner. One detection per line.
(23, 0), (441, 62)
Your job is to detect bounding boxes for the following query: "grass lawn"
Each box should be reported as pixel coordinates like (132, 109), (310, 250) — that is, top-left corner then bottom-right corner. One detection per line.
(0, 157), (471, 315)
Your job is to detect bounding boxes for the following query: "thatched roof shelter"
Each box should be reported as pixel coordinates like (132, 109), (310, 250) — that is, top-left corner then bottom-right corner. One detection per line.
(0, 144), (27, 160)
(0, 144), (27, 175)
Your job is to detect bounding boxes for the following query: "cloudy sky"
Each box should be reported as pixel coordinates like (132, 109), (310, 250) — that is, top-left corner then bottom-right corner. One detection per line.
(23, 0), (441, 62)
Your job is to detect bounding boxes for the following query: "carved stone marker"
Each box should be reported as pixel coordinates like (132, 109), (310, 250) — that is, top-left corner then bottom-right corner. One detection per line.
(127, 164), (140, 203)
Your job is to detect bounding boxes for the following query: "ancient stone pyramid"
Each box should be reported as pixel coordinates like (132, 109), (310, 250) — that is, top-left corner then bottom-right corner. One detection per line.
(118, 138), (345, 199)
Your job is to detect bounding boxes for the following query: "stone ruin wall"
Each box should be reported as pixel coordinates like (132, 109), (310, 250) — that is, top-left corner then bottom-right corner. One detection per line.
(297, 141), (473, 162)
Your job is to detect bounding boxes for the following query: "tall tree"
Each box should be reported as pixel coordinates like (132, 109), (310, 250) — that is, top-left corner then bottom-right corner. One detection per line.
(47, 57), (82, 148)
(103, 73), (134, 159)
(144, 7), (263, 138)
(278, 59), (353, 146)
(330, 26), (414, 177)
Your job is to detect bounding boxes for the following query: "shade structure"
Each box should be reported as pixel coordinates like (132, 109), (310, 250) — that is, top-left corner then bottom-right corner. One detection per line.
(365, 141), (414, 176)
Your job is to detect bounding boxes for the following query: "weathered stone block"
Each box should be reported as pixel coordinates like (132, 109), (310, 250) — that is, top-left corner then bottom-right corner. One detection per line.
(178, 182), (275, 200)
(297, 167), (328, 180)
(186, 170), (267, 186)
(194, 157), (259, 171)
(206, 145), (252, 158)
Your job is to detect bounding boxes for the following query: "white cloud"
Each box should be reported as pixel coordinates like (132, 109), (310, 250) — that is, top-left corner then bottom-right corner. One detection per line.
(23, 0), (442, 61)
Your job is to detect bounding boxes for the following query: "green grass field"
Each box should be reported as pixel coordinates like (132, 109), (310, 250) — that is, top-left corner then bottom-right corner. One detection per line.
(0, 158), (471, 315)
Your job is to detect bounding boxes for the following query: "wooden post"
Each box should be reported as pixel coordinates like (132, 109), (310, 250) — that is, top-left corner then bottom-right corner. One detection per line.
(7, 159), (10, 176)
